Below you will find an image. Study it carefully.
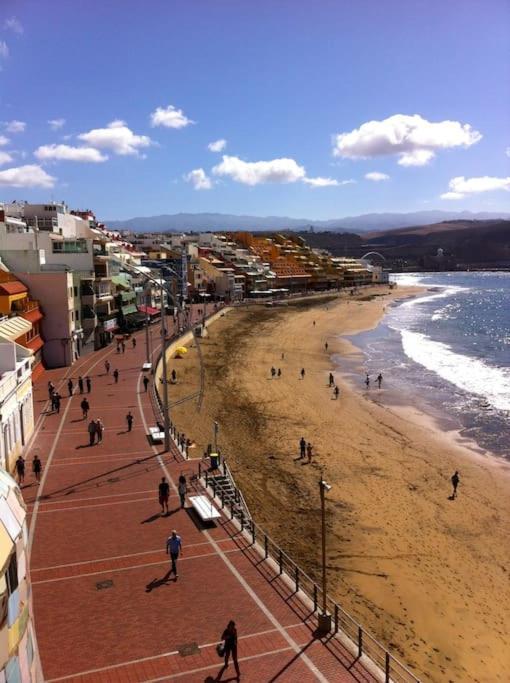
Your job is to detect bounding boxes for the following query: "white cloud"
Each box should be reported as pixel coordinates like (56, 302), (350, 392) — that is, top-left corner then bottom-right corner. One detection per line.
(78, 120), (152, 155)
(365, 171), (390, 181)
(5, 120), (26, 133)
(212, 155), (306, 185)
(5, 17), (23, 34)
(0, 135), (9, 146)
(0, 164), (55, 188)
(0, 151), (13, 166)
(333, 114), (482, 166)
(150, 105), (194, 129)
(35, 144), (108, 163)
(303, 176), (355, 187)
(506, 147), (510, 158)
(441, 175), (510, 199)
(0, 42), (8, 59)
(184, 168), (213, 190)
(208, 139), (227, 152)
(48, 118), (66, 130)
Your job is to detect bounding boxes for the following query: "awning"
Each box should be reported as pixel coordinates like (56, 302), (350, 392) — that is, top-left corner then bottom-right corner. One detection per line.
(125, 312), (147, 325)
(20, 309), (43, 324)
(0, 282), (27, 296)
(25, 336), (44, 353)
(121, 304), (138, 315)
(138, 304), (160, 316)
(0, 316), (32, 341)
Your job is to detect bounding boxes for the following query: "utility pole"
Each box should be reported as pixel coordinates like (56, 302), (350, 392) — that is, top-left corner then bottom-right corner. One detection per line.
(160, 274), (171, 451)
(318, 474), (332, 634)
(144, 284), (151, 364)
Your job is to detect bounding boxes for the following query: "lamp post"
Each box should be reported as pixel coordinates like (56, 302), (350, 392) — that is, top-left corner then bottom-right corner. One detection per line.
(213, 420), (219, 452)
(318, 474), (332, 634)
(159, 274), (171, 452)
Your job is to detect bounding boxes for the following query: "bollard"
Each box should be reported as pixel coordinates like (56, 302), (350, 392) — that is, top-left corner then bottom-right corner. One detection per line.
(358, 627), (363, 658)
(385, 652), (390, 683)
(278, 548), (283, 575)
(313, 585), (318, 612)
(264, 534), (268, 559)
(251, 521), (255, 545)
(334, 604), (339, 634)
(240, 511), (244, 531)
(295, 567), (299, 592)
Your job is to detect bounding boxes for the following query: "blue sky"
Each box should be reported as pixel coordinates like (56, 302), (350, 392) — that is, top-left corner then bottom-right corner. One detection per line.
(0, 0), (509, 220)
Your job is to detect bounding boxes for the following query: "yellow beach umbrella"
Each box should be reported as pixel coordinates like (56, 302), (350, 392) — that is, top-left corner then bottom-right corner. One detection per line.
(175, 346), (188, 358)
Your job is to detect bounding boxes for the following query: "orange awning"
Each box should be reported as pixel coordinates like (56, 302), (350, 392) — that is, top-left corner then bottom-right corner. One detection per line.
(20, 309), (43, 324)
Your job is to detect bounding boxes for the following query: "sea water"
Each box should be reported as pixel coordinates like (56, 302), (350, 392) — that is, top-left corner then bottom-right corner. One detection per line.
(344, 272), (510, 458)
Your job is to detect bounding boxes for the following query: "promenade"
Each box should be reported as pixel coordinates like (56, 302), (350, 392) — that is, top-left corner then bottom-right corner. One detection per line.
(23, 317), (379, 682)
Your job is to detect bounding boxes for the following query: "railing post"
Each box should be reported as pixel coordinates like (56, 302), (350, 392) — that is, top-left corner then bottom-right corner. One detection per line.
(205, 471), (209, 487)
(230, 502), (234, 520)
(221, 488), (225, 509)
(385, 652), (390, 683)
(264, 534), (268, 559)
(313, 584), (318, 612)
(294, 566), (299, 592)
(198, 461), (201, 479)
(358, 627), (363, 658)
(278, 548), (283, 575)
(240, 511), (244, 530)
(251, 521), (255, 545)
(222, 460), (226, 476)
(334, 604), (339, 634)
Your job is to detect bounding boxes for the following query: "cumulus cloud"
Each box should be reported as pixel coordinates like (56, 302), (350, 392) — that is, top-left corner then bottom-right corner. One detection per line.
(333, 114), (482, 166)
(303, 176), (355, 187)
(184, 168), (213, 190)
(208, 139), (227, 152)
(212, 155), (306, 186)
(150, 105), (194, 129)
(0, 164), (55, 188)
(35, 144), (108, 163)
(78, 120), (152, 155)
(441, 175), (510, 199)
(365, 171), (390, 181)
(5, 120), (26, 133)
(0, 41), (9, 59)
(0, 151), (13, 166)
(48, 118), (66, 130)
(5, 17), (23, 34)
(0, 135), (9, 146)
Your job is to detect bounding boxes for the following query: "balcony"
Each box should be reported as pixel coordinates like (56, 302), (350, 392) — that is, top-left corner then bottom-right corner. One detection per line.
(10, 299), (40, 313)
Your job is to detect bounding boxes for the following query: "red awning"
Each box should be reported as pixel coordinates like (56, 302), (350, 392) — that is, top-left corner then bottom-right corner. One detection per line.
(137, 305), (160, 316)
(25, 336), (44, 353)
(20, 309), (43, 324)
(0, 281), (27, 295)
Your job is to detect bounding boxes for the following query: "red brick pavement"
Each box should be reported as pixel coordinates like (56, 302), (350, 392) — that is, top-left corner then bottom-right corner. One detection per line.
(23, 319), (381, 682)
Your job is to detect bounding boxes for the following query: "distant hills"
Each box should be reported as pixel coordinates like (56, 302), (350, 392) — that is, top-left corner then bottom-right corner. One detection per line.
(106, 210), (510, 234)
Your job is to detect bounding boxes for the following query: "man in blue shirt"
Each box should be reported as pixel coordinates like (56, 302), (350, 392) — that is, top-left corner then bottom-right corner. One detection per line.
(166, 530), (183, 578)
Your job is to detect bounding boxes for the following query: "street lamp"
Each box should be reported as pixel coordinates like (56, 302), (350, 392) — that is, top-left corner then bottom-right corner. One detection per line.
(318, 474), (332, 634)
(213, 420), (219, 452)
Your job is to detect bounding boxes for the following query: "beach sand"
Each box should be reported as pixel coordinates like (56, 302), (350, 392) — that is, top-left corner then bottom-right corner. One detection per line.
(168, 286), (510, 683)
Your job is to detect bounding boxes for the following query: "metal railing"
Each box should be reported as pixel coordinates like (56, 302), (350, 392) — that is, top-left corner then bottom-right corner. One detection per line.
(199, 463), (420, 683)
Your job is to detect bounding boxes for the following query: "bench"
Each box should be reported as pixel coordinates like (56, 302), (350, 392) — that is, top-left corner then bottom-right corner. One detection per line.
(148, 426), (164, 443)
(189, 495), (221, 521)
(142, 362), (152, 371)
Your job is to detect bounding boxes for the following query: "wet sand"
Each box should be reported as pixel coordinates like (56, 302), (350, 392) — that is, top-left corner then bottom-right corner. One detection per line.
(168, 287), (510, 683)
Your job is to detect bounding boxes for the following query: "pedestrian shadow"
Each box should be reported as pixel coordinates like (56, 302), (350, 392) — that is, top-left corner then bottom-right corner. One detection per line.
(71, 418), (84, 423)
(141, 513), (163, 524)
(145, 571), (174, 592)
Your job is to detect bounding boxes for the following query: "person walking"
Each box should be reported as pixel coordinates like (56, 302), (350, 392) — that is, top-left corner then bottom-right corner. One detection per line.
(121, 341), (125, 353)
(365, 374), (370, 389)
(96, 419), (104, 443)
(48, 381), (55, 400)
(15, 456), (25, 484)
(81, 398), (90, 419)
(104, 359), (110, 375)
(143, 375), (149, 392)
(277, 368), (282, 378)
(78, 376), (84, 394)
(299, 436), (306, 459)
(329, 372), (334, 387)
(377, 373), (383, 389)
(126, 411), (134, 432)
(86, 376), (92, 393)
(451, 471), (460, 499)
(88, 419), (97, 446)
(217, 621), (241, 681)
(270, 367), (276, 379)
(67, 378), (74, 396)
(132, 337), (136, 349)
(178, 474), (187, 509)
(307, 442), (313, 463)
(166, 530), (182, 578)
(300, 368), (305, 380)
(159, 476), (170, 514)
(113, 369), (119, 383)
(334, 385), (340, 399)
(32, 455), (42, 483)
(53, 392), (61, 414)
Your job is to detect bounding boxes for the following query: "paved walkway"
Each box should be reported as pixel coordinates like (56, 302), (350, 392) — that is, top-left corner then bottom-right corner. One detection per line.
(23, 318), (379, 682)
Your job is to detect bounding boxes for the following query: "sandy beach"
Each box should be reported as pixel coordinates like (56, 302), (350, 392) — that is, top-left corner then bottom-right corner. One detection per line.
(167, 286), (510, 683)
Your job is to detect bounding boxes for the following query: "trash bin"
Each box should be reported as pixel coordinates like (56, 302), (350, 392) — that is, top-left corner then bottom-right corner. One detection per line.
(210, 452), (220, 469)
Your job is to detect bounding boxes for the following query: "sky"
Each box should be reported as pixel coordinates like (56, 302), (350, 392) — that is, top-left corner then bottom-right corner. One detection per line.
(0, 0), (509, 221)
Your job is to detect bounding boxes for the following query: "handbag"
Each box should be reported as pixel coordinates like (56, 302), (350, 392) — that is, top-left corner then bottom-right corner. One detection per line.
(216, 642), (225, 658)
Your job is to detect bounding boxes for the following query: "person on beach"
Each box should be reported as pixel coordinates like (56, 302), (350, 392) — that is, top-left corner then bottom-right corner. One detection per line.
(15, 456), (25, 484)
(301, 368), (305, 380)
(166, 530), (182, 578)
(329, 372), (334, 387)
(313, 320), (316, 326)
(80, 398), (90, 419)
(281, 352), (284, 360)
(277, 368), (282, 378)
(32, 455), (42, 483)
(132, 337), (136, 348)
(67, 378), (73, 396)
(159, 476), (170, 514)
(178, 474), (187, 509)
(143, 376), (149, 392)
(171, 369), (177, 383)
(113, 369), (119, 383)
(334, 385), (340, 399)
(377, 373), (383, 389)
(96, 419), (104, 443)
(217, 620), (241, 681)
(126, 411), (134, 432)
(86, 376), (92, 393)
(299, 437), (306, 459)
(307, 442), (313, 463)
(78, 376), (84, 394)
(88, 419), (97, 446)
(451, 471), (460, 499)
(104, 359), (110, 375)
(271, 366), (276, 379)
(325, 341), (328, 351)
(365, 374), (370, 389)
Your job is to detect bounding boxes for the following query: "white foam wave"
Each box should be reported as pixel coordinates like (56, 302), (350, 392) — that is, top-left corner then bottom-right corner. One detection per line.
(400, 285), (469, 310)
(400, 330), (510, 411)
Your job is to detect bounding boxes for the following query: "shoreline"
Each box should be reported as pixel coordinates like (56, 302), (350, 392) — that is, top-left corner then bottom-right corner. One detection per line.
(167, 286), (510, 683)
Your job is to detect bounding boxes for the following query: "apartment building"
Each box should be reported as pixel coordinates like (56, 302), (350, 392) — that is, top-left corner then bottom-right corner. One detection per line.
(0, 341), (33, 471)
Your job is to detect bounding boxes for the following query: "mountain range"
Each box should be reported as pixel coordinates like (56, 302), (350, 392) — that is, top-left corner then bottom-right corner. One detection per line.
(106, 210), (510, 234)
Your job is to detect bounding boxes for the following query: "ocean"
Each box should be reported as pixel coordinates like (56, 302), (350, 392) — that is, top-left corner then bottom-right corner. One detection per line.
(344, 272), (510, 458)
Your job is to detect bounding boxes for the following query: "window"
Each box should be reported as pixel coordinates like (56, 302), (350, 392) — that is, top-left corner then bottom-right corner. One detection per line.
(75, 310), (80, 320)
(6, 553), (18, 595)
(74, 286), (78, 297)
